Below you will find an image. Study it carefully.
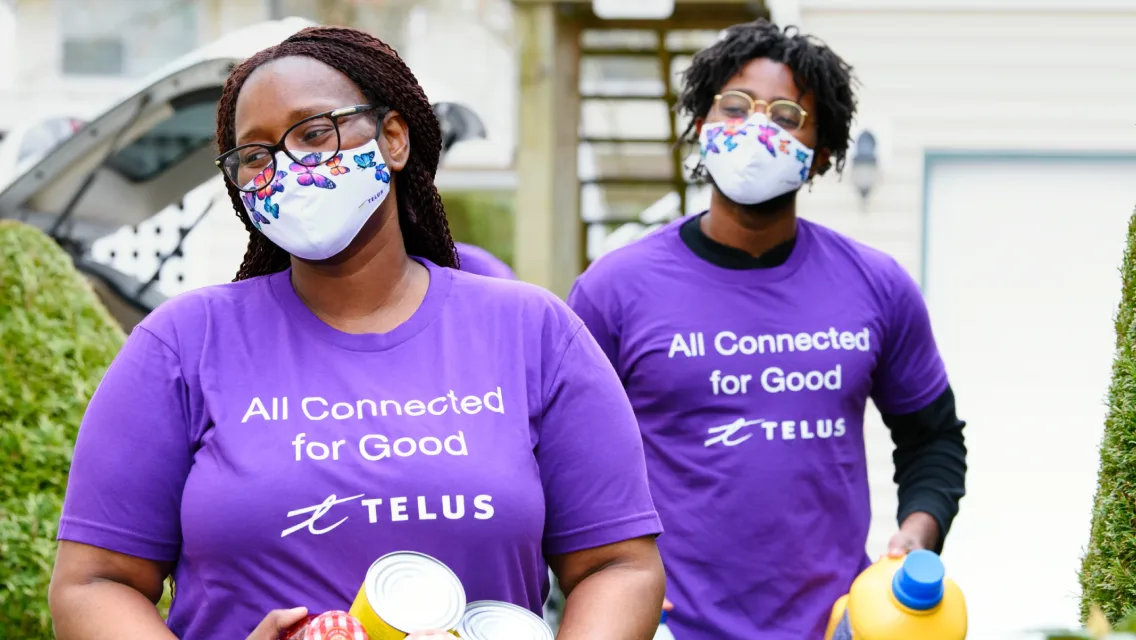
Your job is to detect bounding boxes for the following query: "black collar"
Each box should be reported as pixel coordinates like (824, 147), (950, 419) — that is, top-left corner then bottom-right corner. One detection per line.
(679, 214), (796, 270)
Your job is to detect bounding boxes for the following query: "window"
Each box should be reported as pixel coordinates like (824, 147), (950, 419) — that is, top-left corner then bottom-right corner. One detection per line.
(62, 38), (125, 76)
(106, 88), (221, 182)
(58, 0), (198, 77)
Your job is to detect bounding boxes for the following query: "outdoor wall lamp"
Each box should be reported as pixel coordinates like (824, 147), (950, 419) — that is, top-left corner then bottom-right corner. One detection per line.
(850, 130), (879, 208)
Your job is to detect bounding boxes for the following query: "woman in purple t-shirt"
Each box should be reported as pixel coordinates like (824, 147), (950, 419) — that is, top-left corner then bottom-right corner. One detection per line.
(49, 27), (664, 640)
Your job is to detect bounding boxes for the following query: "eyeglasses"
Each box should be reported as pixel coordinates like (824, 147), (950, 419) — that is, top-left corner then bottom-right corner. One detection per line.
(713, 91), (808, 132)
(216, 104), (385, 192)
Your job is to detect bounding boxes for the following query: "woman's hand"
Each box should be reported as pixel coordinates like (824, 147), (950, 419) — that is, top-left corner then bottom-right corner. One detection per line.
(245, 607), (309, 640)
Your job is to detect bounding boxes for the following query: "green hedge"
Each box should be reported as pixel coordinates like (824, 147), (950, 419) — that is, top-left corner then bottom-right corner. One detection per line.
(0, 221), (125, 636)
(1044, 605), (1136, 638)
(1081, 207), (1136, 624)
(441, 190), (515, 269)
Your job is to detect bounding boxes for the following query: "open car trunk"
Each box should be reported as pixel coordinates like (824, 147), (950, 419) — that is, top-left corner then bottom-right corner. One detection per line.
(0, 17), (486, 332)
(0, 18), (317, 331)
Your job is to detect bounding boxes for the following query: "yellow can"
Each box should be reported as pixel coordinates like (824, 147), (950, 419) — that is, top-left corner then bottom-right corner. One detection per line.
(349, 551), (467, 639)
(455, 600), (554, 640)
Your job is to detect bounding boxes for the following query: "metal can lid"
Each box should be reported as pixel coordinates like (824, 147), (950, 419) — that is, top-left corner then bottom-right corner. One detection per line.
(364, 551), (466, 632)
(456, 600), (554, 640)
(307, 610), (368, 640)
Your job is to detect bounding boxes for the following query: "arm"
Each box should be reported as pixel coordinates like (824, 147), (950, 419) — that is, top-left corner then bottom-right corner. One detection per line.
(883, 386), (968, 552)
(49, 544), (309, 640)
(870, 263), (967, 554)
(536, 315), (665, 639)
(49, 327), (192, 638)
(49, 542), (176, 640)
(549, 537), (666, 640)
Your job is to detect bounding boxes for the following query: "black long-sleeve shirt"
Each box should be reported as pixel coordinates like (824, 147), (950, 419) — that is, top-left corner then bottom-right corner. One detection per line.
(679, 215), (967, 548)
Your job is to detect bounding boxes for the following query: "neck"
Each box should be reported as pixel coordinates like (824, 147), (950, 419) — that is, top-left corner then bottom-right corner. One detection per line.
(289, 202), (418, 322)
(703, 188), (799, 258)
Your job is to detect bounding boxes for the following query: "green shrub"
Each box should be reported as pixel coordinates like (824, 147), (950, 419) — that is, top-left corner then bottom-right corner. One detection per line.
(0, 221), (125, 636)
(1041, 605), (1136, 639)
(1081, 207), (1136, 624)
(441, 190), (515, 268)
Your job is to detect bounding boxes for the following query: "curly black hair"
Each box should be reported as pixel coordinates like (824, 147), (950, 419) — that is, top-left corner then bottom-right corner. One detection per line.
(216, 26), (458, 281)
(677, 19), (858, 177)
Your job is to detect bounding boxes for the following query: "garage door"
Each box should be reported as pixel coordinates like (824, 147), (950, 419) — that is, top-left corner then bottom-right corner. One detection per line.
(923, 156), (1136, 637)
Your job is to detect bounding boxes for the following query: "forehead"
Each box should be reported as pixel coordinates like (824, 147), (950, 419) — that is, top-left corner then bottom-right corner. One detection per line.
(233, 56), (367, 143)
(720, 58), (814, 110)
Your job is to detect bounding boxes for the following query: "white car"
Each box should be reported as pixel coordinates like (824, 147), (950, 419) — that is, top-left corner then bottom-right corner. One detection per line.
(0, 17), (485, 332)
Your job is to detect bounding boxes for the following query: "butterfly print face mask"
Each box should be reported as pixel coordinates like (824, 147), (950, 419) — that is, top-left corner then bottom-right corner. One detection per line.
(698, 113), (815, 206)
(239, 139), (393, 261)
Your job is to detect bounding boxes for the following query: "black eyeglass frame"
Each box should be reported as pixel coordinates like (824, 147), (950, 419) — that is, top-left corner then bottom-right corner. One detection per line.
(215, 104), (385, 192)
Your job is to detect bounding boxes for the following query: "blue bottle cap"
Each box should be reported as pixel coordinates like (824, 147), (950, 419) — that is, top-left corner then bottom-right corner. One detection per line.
(891, 549), (946, 611)
(660, 610), (668, 624)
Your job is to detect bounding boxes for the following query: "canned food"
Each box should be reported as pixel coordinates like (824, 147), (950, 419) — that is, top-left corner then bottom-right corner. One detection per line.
(455, 600), (554, 640)
(349, 551), (466, 639)
(278, 611), (367, 640)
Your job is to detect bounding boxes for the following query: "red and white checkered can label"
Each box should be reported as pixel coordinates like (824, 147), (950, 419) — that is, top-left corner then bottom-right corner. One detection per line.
(279, 615), (315, 640)
(307, 610), (370, 640)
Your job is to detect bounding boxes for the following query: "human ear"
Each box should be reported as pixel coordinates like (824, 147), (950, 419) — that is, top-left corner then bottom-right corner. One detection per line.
(379, 111), (410, 171)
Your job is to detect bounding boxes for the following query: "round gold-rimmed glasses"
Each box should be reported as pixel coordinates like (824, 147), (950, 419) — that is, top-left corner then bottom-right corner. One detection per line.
(713, 91), (808, 131)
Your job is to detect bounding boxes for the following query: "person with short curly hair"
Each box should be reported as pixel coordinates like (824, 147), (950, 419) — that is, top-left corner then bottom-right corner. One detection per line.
(49, 26), (665, 640)
(568, 19), (967, 639)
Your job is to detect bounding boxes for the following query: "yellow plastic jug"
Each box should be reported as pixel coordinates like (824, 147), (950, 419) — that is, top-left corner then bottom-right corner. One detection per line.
(824, 549), (967, 640)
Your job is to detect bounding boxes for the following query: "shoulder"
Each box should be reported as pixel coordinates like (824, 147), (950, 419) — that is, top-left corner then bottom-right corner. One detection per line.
(447, 268), (583, 341)
(135, 274), (274, 353)
(572, 220), (680, 300)
(803, 219), (918, 300)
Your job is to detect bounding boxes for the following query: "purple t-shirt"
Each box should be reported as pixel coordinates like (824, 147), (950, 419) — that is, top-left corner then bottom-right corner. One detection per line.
(455, 242), (516, 280)
(59, 258), (661, 639)
(567, 218), (948, 640)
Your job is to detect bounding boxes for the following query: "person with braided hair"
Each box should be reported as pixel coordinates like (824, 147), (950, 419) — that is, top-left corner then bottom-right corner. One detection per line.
(49, 27), (664, 640)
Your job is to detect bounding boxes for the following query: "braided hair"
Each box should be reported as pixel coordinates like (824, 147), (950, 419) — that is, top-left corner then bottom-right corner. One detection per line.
(216, 27), (458, 281)
(677, 19), (858, 177)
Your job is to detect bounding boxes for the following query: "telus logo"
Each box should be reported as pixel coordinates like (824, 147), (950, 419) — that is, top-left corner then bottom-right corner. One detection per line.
(357, 189), (388, 209)
(704, 416), (847, 447)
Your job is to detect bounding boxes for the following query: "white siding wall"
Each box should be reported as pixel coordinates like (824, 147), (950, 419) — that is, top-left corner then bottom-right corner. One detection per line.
(790, 0), (1136, 572)
(797, 4), (1136, 272)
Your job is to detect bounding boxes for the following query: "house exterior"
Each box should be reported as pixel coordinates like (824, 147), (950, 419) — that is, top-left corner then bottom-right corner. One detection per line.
(4, 0), (1136, 635)
(507, 1), (1136, 634)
